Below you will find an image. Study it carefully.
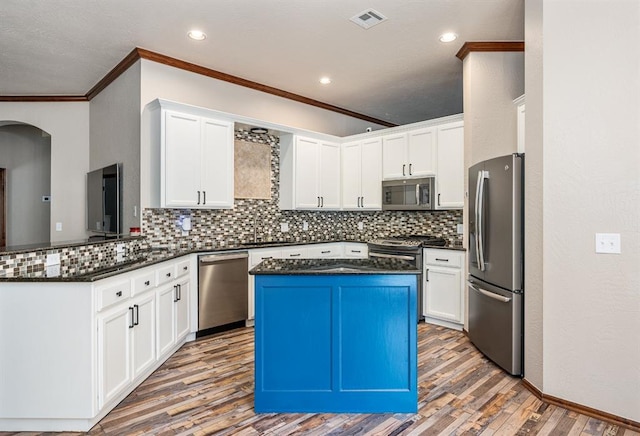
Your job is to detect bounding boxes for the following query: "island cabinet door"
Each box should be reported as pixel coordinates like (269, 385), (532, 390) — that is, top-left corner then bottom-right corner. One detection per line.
(254, 274), (417, 414)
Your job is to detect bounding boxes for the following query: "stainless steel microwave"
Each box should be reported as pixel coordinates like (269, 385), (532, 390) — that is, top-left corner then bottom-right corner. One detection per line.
(382, 177), (435, 210)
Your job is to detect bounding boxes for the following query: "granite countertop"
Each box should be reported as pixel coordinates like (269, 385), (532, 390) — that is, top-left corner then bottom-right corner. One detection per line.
(249, 258), (421, 275)
(2, 238), (463, 282)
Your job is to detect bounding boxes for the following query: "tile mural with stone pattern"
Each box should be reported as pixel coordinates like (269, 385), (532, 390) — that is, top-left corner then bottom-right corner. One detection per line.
(143, 128), (463, 249)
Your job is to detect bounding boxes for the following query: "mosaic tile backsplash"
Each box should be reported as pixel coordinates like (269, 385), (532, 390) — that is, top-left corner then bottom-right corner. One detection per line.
(1, 128), (462, 277)
(143, 128), (463, 250)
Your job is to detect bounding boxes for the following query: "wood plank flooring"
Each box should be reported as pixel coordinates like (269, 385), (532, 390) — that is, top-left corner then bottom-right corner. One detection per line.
(2, 323), (638, 436)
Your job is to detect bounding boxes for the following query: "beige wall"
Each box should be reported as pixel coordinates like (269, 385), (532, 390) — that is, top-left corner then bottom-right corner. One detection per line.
(462, 50), (524, 330)
(537, 0), (640, 422)
(523, 0), (544, 391)
(90, 61), (142, 232)
(0, 102), (90, 242)
(0, 125), (51, 246)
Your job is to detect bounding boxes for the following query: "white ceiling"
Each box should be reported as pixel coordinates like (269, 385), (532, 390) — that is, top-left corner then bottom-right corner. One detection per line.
(0, 0), (524, 125)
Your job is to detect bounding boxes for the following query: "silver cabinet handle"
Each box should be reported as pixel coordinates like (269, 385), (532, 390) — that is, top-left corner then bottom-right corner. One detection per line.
(369, 252), (415, 261)
(435, 258), (449, 262)
(320, 196), (324, 207)
(469, 282), (511, 303)
(203, 191), (206, 205)
(409, 163), (412, 175)
(402, 164), (406, 176)
(129, 307), (135, 328)
(289, 253), (301, 257)
(361, 196), (364, 207)
(438, 193), (441, 206)
(197, 190), (201, 205)
(317, 196), (321, 207)
(200, 252), (249, 263)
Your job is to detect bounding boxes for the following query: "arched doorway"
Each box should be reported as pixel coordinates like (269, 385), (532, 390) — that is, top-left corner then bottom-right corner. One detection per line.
(0, 122), (52, 247)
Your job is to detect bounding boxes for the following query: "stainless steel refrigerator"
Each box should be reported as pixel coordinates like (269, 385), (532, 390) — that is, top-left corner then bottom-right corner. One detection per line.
(468, 153), (524, 376)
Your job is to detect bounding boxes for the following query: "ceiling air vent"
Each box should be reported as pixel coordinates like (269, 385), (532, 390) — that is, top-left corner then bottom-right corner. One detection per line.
(350, 9), (388, 30)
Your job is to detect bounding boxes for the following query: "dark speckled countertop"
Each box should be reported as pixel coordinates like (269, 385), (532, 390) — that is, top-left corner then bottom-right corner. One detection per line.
(1, 238), (461, 282)
(249, 258), (421, 275)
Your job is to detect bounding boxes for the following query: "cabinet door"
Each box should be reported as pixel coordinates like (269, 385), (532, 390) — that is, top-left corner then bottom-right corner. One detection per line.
(131, 293), (156, 380)
(98, 305), (132, 408)
(424, 266), (463, 323)
(200, 117), (234, 208)
(360, 137), (382, 209)
(341, 142), (362, 210)
(294, 137), (320, 208)
(156, 284), (176, 358)
(318, 141), (341, 209)
(435, 122), (464, 209)
(175, 279), (190, 342)
(164, 110), (201, 207)
(407, 127), (436, 177)
(382, 133), (407, 179)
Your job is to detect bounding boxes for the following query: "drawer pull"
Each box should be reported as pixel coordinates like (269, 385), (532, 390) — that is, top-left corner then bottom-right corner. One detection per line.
(351, 250), (361, 253)
(116, 291), (122, 297)
(128, 307), (135, 328)
(183, 266), (188, 271)
(261, 256), (273, 260)
(435, 258), (449, 262)
(144, 280), (150, 286)
(289, 253), (301, 257)
(321, 250), (331, 254)
(173, 285), (179, 302)
(166, 272), (172, 278)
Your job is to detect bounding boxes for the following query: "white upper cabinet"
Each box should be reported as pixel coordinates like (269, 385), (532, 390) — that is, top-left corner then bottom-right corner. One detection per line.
(342, 138), (382, 210)
(435, 121), (464, 209)
(382, 127), (436, 179)
(280, 135), (341, 210)
(151, 101), (234, 209)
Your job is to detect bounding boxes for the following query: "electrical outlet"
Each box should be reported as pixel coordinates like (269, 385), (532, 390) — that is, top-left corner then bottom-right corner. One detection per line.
(595, 233), (621, 254)
(303, 221), (309, 231)
(358, 222), (364, 230)
(55, 222), (62, 231)
(46, 253), (60, 266)
(280, 222), (289, 232)
(116, 243), (126, 262)
(457, 224), (464, 234)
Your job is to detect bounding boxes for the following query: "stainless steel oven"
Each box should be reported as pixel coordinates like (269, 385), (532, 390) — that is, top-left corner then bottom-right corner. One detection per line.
(368, 235), (447, 322)
(382, 177), (434, 211)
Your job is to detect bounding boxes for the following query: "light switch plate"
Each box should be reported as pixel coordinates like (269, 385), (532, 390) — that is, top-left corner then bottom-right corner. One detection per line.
(595, 233), (621, 254)
(55, 222), (62, 231)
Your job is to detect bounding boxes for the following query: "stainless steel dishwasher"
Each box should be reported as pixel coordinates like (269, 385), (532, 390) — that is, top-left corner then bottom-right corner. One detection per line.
(198, 252), (248, 333)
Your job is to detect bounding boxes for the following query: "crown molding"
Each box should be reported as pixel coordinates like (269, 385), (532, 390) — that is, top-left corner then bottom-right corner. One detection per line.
(0, 95), (87, 102)
(1, 47), (396, 127)
(456, 41), (524, 60)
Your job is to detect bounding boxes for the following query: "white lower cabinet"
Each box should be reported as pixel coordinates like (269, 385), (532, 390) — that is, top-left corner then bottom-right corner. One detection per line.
(156, 274), (190, 358)
(423, 248), (465, 330)
(97, 304), (132, 409)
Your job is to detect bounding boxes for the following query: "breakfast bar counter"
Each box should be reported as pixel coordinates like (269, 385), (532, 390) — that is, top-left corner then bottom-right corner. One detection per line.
(250, 258), (420, 414)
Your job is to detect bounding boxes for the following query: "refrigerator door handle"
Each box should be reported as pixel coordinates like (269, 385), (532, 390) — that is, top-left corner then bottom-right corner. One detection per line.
(476, 170), (489, 271)
(469, 282), (512, 303)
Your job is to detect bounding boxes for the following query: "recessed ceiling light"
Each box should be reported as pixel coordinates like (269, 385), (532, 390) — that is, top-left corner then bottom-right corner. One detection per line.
(439, 32), (458, 43)
(319, 77), (332, 85)
(188, 30), (207, 41)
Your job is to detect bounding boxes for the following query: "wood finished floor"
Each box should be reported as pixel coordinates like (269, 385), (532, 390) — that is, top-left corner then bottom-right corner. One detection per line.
(3, 323), (637, 436)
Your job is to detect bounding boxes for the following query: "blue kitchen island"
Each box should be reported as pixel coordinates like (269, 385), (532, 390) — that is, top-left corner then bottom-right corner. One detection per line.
(250, 258), (420, 414)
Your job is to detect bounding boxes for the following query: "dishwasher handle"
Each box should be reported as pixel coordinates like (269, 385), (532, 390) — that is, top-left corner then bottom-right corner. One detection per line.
(200, 253), (248, 264)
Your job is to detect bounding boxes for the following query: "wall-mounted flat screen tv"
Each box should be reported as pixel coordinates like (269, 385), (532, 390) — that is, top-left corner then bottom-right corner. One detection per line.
(87, 163), (122, 234)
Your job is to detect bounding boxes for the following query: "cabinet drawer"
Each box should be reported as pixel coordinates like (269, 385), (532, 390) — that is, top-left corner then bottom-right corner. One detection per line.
(307, 244), (342, 258)
(156, 264), (176, 285)
(424, 250), (463, 268)
(132, 271), (156, 295)
(249, 248), (283, 268)
(175, 259), (190, 278)
(281, 247), (307, 259)
(97, 280), (132, 312)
